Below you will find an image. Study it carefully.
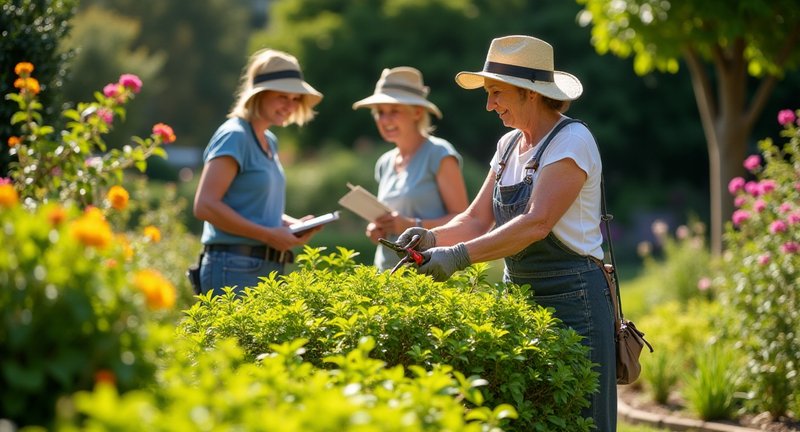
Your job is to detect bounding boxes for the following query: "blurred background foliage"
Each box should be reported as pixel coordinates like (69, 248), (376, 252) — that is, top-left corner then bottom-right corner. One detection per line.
(2, 0), (799, 266)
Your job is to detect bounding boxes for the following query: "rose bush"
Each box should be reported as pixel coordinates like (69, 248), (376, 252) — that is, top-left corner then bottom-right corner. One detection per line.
(720, 108), (800, 418)
(6, 62), (174, 208)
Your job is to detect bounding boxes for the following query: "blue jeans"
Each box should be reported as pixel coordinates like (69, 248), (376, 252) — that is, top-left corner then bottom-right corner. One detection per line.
(199, 250), (284, 297)
(505, 259), (617, 431)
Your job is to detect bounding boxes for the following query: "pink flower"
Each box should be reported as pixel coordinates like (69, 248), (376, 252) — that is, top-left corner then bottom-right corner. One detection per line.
(769, 220), (787, 234)
(152, 123), (176, 144)
(743, 155), (761, 172)
(728, 177), (745, 194)
(0, 177), (10, 185)
(119, 74), (142, 93)
(788, 212), (800, 226)
(778, 203), (793, 214)
(753, 199), (766, 213)
(757, 254), (771, 266)
(758, 179), (777, 195)
(103, 83), (121, 98)
(780, 241), (799, 254)
(734, 196), (747, 208)
(777, 109), (796, 126)
(732, 209), (750, 226)
(97, 108), (113, 125)
(697, 277), (711, 292)
(744, 181), (760, 196)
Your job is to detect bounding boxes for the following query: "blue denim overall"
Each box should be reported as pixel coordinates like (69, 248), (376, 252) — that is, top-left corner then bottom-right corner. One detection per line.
(493, 121), (617, 431)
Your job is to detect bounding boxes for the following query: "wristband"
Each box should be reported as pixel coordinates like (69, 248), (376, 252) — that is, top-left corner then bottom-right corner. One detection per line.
(414, 217), (422, 227)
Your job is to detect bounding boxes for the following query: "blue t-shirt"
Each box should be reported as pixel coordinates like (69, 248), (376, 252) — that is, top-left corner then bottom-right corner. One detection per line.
(200, 117), (286, 246)
(374, 136), (462, 270)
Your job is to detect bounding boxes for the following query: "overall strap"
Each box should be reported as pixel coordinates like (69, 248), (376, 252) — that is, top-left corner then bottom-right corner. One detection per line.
(524, 118), (585, 179)
(495, 130), (523, 182)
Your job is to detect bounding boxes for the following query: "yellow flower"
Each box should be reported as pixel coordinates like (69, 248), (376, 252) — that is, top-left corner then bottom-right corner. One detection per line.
(143, 225), (161, 243)
(132, 269), (176, 310)
(14, 62), (34, 76)
(0, 184), (19, 207)
(70, 208), (112, 249)
(7, 136), (20, 147)
(107, 185), (129, 210)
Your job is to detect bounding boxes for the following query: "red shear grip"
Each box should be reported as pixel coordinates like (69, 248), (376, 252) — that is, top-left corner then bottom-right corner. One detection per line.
(407, 249), (424, 266)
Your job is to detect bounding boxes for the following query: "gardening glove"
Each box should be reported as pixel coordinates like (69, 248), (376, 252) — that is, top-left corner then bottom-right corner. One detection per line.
(416, 243), (471, 282)
(395, 227), (436, 256)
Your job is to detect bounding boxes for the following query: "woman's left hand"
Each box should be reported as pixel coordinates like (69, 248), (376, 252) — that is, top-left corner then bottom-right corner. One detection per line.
(417, 243), (471, 282)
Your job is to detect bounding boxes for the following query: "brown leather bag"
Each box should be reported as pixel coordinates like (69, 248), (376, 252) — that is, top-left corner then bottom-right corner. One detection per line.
(604, 265), (654, 384)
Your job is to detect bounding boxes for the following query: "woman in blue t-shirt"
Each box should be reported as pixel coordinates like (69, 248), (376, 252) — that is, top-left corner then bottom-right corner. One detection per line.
(193, 49), (324, 296)
(352, 66), (469, 271)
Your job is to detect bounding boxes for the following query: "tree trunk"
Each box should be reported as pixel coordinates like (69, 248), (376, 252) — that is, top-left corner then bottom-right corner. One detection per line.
(684, 43), (752, 256)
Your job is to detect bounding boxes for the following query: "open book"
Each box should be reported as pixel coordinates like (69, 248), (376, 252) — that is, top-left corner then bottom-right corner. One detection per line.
(338, 183), (392, 222)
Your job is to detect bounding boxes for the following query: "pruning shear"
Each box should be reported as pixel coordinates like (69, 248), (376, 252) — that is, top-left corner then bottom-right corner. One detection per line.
(379, 235), (426, 275)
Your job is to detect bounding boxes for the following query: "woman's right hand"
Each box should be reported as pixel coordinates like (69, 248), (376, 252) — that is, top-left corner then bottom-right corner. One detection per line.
(396, 227), (435, 253)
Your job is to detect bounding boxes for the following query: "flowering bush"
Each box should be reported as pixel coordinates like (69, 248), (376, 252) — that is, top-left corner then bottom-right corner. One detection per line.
(720, 108), (800, 418)
(5, 62), (175, 208)
(0, 189), (176, 428)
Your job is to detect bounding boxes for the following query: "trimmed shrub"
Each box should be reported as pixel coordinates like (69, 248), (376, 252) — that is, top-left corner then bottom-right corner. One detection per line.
(56, 337), (511, 431)
(178, 249), (598, 432)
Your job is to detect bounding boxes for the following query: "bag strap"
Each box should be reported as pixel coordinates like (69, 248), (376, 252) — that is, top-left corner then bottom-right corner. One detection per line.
(600, 174), (624, 322)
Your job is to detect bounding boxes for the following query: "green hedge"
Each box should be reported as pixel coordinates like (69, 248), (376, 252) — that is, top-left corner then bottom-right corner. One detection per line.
(178, 248), (598, 432)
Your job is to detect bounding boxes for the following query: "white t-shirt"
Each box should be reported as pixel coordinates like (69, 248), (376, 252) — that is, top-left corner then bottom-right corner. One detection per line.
(489, 119), (604, 259)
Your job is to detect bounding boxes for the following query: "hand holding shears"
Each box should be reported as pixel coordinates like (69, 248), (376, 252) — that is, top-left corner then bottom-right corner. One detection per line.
(379, 235), (426, 275)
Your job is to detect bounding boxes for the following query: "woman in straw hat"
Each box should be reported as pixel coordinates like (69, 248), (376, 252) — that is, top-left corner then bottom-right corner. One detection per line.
(396, 36), (616, 430)
(193, 49), (324, 297)
(353, 66), (468, 272)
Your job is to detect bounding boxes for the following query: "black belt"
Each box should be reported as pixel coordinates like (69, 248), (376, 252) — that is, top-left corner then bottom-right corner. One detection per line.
(204, 244), (294, 264)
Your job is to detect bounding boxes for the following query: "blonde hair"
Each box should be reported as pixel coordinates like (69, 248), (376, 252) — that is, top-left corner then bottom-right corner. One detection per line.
(228, 49), (317, 126)
(370, 104), (435, 137)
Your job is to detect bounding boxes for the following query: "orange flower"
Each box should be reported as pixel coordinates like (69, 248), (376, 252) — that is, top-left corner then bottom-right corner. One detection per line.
(94, 369), (116, 386)
(13, 77), (40, 95)
(47, 205), (67, 225)
(107, 185), (129, 210)
(143, 225), (161, 243)
(14, 62), (34, 76)
(0, 184), (19, 207)
(70, 208), (112, 249)
(132, 269), (176, 310)
(7, 136), (20, 147)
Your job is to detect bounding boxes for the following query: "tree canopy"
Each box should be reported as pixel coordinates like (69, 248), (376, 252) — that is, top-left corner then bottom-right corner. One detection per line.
(577, 0), (800, 253)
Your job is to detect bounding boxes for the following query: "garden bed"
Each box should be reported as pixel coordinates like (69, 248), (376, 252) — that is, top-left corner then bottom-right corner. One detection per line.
(619, 386), (800, 432)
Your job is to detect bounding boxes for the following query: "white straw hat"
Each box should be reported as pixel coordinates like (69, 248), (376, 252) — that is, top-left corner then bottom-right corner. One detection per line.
(353, 66), (442, 118)
(455, 35), (582, 101)
(242, 50), (323, 108)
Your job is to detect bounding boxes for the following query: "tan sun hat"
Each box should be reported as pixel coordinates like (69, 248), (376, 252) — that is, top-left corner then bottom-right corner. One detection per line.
(241, 49), (323, 108)
(455, 35), (582, 101)
(352, 66), (442, 119)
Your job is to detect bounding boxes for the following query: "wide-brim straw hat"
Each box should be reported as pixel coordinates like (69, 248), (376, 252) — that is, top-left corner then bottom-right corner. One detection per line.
(352, 66), (442, 119)
(242, 50), (323, 108)
(455, 35), (582, 101)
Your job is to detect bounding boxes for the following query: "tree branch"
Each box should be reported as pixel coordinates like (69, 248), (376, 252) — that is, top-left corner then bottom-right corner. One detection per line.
(745, 25), (800, 127)
(683, 45), (717, 127)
